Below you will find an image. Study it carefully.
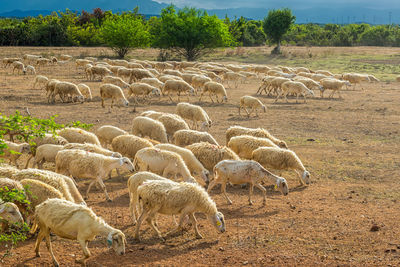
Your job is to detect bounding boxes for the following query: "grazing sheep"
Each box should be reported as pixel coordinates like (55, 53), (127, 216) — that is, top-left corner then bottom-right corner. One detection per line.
(200, 81), (228, 103)
(267, 77), (291, 96)
(368, 75), (379, 82)
(209, 160), (289, 205)
(77, 84), (92, 101)
(128, 83), (161, 104)
(320, 78), (351, 98)
(158, 75), (184, 83)
(176, 102), (212, 131)
(0, 177), (23, 191)
(127, 171), (172, 224)
(163, 69), (183, 77)
(140, 77), (164, 89)
(132, 116), (168, 143)
(134, 147), (196, 183)
(12, 61), (26, 74)
(157, 113), (190, 141)
(140, 110), (166, 120)
(155, 144), (209, 186)
(57, 127), (101, 146)
(36, 58), (50, 67)
(252, 147), (311, 186)
(103, 75), (130, 89)
(315, 70), (333, 76)
(26, 65), (36, 75)
(239, 96), (266, 117)
(20, 179), (64, 209)
(33, 144), (64, 169)
(135, 181), (225, 241)
(226, 126), (287, 149)
(88, 65), (112, 80)
(63, 143), (121, 158)
(32, 198), (126, 267)
(111, 135), (153, 160)
(99, 83), (129, 109)
(0, 141), (31, 168)
(186, 142), (240, 172)
(23, 54), (41, 64)
(227, 135), (279, 160)
(33, 75), (49, 89)
(191, 75), (212, 92)
(293, 76), (323, 91)
(0, 201), (24, 232)
(223, 72), (245, 88)
(342, 73), (369, 89)
(59, 54), (72, 61)
(162, 80), (195, 102)
(44, 79), (60, 102)
(95, 125), (128, 148)
(173, 129), (219, 147)
(129, 68), (154, 83)
(52, 82), (84, 103)
(2, 57), (22, 68)
(256, 76), (275, 95)
(76, 59), (93, 69)
(276, 81), (315, 103)
(0, 165), (21, 178)
(55, 149), (134, 201)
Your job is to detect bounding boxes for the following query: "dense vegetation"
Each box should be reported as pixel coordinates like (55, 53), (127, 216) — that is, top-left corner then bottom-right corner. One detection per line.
(1, 6), (400, 59)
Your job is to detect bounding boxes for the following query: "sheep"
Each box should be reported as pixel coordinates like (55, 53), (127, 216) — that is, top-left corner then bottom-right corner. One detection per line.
(223, 72), (245, 88)
(36, 58), (50, 67)
(26, 65), (36, 75)
(129, 68), (154, 83)
(157, 114), (190, 141)
(268, 77), (291, 96)
(163, 69), (183, 77)
(95, 125), (128, 148)
(99, 83), (129, 110)
(140, 110), (167, 120)
(50, 56), (58, 64)
(320, 78), (351, 98)
(293, 76), (323, 91)
(134, 147), (197, 184)
(0, 201), (24, 232)
(32, 198), (126, 267)
(88, 65), (112, 80)
(117, 67), (132, 81)
(128, 83), (161, 104)
(131, 116), (168, 143)
(252, 147), (311, 186)
(77, 84), (92, 101)
(52, 82), (84, 103)
(342, 73), (369, 89)
(0, 141), (31, 168)
(256, 76), (275, 95)
(155, 144), (209, 186)
(127, 171), (172, 224)
(227, 135), (279, 160)
(63, 143), (121, 158)
(186, 142), (240, 172)
(0, 165), (21, 178)
(0, 177), (23, 191)
(134, 181), (225, 241)
(191, 75), (212, 92)
(173, 129), (219, 147)
(12, 61), (26, 74)
(12, 169), (75, 202)
(33, 144), (64, 169)
(315, 70), (333, 76)
(2, 57), (22, 68)
(57, 127), (101, 146)
(103, 75), (130, 89)
(310, 73), (329, 82)
(200, 81), (228, 103)
(176, 102), (212, 131)
(76, 59), (93, 69)
(59, 54), (72, 61)
(276, 81), (315, 103)
(44, 79), (60, 102)
(140, 77), (164, 89)
(239, 96), (266, 117)
(127, 62), (144, 69)
(111, 135), (153, 160)
(368, 75), (379, 82)
(209, 160), (288, 205)
(20, 179), (64, 209)
(23, 54), (41, 64)
(162, 80), (195, 102)
(225, 126), (288, 149)
(33, 75), (49, 89)
(55, 149), (134, 201)
(158, 74), (184, 83)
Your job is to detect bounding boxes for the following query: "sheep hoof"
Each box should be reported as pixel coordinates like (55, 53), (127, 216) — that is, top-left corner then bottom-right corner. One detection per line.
(249, 202), (253, 206)
(196, 234), (203, 239)
(35, 252), (41, 258)
(53, 261), (60, 267)
(107, 199), (112, 202)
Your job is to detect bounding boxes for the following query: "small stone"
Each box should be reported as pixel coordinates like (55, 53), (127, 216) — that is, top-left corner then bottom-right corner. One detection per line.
(218, 247), (225, 251)
(333, 236), (337, 240)
(370, 224), (380, 232)
(242, 261), (248, 265)
(306, 138), (315, 142)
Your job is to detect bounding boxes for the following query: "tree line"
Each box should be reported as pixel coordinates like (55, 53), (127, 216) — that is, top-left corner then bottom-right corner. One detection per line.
(1, 6), (400, 60)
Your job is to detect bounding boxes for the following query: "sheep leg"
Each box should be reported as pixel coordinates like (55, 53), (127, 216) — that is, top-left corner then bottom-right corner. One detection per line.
(221, 182), (233, 205)
(24, 154), (33, 169)
(207, 179), (218, 193)
(97, 178), (111, 202)
(76, 239), (91, 266)
(274, 93), (281, 103)
(168, 94), (174, 102)
(246, 108), (252, 117)
(284, 93), (289, 103)
(44, 228), (60, 267)
(255, 183), (267, 206)
(129, 193), (137, 225)
(167, 212), (187, 236)
(34, 228), (46, 257)
(189, 213), (203, 239)
(101, 98), (105, 108)
(216, 95), (220, 103)
(248, 184), (254, 205)
(134, 208), (149, 240)
(209, 94), (214, 103)
(111, 99), (114, 109)
(294, 170), (305, 186)
(338, 91), (342, 99)
(199, 93), (203, 101)
(85, 180), (98, 200)
(303, 94), (307, 103)
(147, 212), (164, 241)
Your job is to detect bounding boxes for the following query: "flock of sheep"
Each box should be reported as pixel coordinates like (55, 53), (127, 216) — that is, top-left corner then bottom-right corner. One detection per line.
(0, 52), (380, 266)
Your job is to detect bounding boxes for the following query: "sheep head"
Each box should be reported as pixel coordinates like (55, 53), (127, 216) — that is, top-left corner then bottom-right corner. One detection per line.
(118, 157), (135, 173)
(278, 141), (288, 149)
(301, 170), (311, 185)
(0, 202), (24, 225)
(210, 212), (225, 233)
(276, 178), (289, 196)
(107, 230), (126, 256)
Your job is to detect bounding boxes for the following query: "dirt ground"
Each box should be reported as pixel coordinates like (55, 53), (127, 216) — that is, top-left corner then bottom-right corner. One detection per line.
(1, 46), (400, 266)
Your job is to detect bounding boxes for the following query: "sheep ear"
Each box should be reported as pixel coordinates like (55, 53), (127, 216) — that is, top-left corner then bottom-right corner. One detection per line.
(119, 158), (123, 166)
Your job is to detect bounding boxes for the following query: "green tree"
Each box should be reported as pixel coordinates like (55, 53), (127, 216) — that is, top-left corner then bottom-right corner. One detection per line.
(263, 8), (295, 54)
(150, 6), (233, 61)
(100, 12), (150, 58)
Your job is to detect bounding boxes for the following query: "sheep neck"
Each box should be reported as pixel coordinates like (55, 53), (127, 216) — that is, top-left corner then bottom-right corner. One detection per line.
(102, 158), (122, 174)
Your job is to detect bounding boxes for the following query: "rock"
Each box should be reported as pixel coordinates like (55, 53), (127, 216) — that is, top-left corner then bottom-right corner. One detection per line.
(306, 138), (315, 142)
(218, 247), (225, 251)
(370, 224), (380, 232)
(242, 261), (248, 265)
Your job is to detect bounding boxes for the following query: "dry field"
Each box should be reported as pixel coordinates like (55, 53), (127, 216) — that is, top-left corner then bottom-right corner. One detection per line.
(1, 46), (400, 266)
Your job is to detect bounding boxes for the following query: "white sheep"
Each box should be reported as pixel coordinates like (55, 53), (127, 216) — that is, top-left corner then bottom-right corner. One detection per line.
(20, 179), (64, 209)
(293, 76), (323, 91)
(11, 61), (26, 75)
(252, 147), (311, 186)
(95, 125), (128, 148)
(131, 116), (168, 143)
(134, 181), (225, 241)
(33, 75), (49, 89)
(209, 160), (288, 205)
(57, 127), (101, 146)
(176, 102), (212, 131)
(320, 78), (351, 98)
(157, 113), (190, 141)
(128, 83), (160, 104)
(63, 143), (121, 158)
(191, 75), (212, 92)
(172, 129), (219, 147)
(256, 76), (275, 95)
(103, 75), (130, 89)
(88, 65), (112, 80)
(59, 54), (72, 61)
(55, 149), (134, 201)
(99, 83), (129, 110)
(227, 135), (278, 160)
(140, 77), (164, 89)
(0, 201), (24, 232)
(0, 141), (31, 168)
(129, 68), (154, 83)
(200, 81), (228, 103)
(0, 165), (21, 178)
(226, 126), (288, 149)
(75, 59), (93, 69)
(77, 84), (92, 101)
(111, 135), (153, 160)
(162, 80), (195, 102)
(26, 65), (36, 75)
(342, 73), (369, 89)
(239, 95), (266, 117)
(158, 74), (184, 83)
(33, 144), (64, 169)
(140, 110), (166, 120)
(23, 54), (41, 64)
(155, 144), (209, 186)
(44, 79), (60, 102)
(276, 81), (315, 103)
(223, 72), (245, 88)
(32, 198), (126, 266)
(134, 147), (196, 183)
(186, 142), (240, 172)
(2, 57), (22, 68)
(52, 82), (84, 103)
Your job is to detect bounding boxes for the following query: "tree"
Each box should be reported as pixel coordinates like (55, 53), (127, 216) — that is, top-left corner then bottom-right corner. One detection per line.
(150, 6), (233, 61)
(100, 12), (150, 58)
(263, 8), (295, 54)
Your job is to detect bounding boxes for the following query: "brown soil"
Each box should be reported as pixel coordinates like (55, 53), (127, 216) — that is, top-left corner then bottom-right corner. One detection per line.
(1, 47), (400, 266)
